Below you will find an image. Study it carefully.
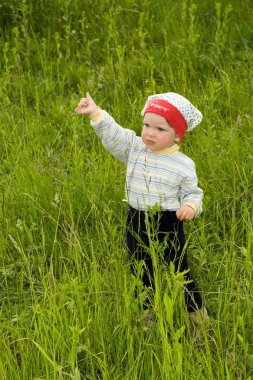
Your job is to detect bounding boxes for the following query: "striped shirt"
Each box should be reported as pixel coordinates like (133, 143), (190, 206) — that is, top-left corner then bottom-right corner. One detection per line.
(91, 111), (203, 214)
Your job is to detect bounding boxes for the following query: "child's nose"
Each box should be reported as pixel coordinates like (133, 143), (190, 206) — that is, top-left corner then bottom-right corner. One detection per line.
(148, 128), (155, 137)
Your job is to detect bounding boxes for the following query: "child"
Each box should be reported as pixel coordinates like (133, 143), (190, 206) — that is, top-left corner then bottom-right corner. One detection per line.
(75, 92), (208, 322)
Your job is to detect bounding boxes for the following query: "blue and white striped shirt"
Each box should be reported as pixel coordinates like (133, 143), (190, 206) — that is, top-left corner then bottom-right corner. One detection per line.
(91, 111), (203, 214)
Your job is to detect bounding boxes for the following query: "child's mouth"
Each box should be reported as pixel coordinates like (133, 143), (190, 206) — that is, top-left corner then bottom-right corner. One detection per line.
(146, 140), (155, 145)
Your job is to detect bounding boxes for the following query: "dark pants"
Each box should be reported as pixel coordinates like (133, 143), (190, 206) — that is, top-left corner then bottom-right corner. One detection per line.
(126, 206), (202, 312)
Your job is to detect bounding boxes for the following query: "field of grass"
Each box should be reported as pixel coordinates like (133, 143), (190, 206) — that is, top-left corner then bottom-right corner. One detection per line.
(0, 0), (252, 379)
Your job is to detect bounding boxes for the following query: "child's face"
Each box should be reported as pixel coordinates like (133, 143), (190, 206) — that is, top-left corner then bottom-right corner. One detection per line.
(141, 112), (180, 152)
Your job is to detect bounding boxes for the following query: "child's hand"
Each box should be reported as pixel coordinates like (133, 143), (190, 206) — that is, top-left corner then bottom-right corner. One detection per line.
(75, 92), (98, 116)
(176, 205), (195, 221)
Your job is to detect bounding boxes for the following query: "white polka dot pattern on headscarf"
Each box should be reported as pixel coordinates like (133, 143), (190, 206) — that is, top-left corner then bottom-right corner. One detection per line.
(141, 92), (202, 132)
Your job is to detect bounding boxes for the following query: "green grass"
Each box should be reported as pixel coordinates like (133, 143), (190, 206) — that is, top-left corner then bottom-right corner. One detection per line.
(0, 0), (253, 378)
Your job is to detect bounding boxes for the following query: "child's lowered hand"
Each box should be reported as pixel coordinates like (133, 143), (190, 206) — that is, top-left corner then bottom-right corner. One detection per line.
(75, 93), (98, 116)
(176, 205), (195, 221)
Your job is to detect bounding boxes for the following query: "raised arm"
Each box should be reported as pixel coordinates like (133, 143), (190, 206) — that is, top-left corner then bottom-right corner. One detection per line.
(75, 93), (138, 164)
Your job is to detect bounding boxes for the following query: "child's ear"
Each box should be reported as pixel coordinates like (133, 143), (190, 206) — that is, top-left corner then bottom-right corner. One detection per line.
(175, 135), (181, 143)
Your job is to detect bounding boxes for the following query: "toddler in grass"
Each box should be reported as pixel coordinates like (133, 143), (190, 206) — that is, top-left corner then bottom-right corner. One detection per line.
(76, 91), (208, 323)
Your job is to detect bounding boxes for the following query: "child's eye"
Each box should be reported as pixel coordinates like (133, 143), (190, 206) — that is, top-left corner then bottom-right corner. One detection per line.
(158, 127), (165, 132)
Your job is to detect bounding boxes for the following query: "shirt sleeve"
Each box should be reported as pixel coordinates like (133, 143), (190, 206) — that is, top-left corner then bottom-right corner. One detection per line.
(90, 111), (137, 164)
(178, 163), (203, 216)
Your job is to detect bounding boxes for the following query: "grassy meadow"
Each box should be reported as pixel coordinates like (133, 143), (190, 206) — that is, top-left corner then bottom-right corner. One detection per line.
(0, 0), (252, 378)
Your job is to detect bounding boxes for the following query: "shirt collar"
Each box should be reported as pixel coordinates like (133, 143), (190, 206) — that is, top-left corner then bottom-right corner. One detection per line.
(148, 144), (180, 155)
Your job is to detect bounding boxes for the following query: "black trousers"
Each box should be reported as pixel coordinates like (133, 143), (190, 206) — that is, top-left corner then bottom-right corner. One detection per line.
(126, 206), (202, 312)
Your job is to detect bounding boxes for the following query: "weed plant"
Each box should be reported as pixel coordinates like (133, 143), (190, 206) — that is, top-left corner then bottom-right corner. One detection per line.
(0, 0), (252, 379)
